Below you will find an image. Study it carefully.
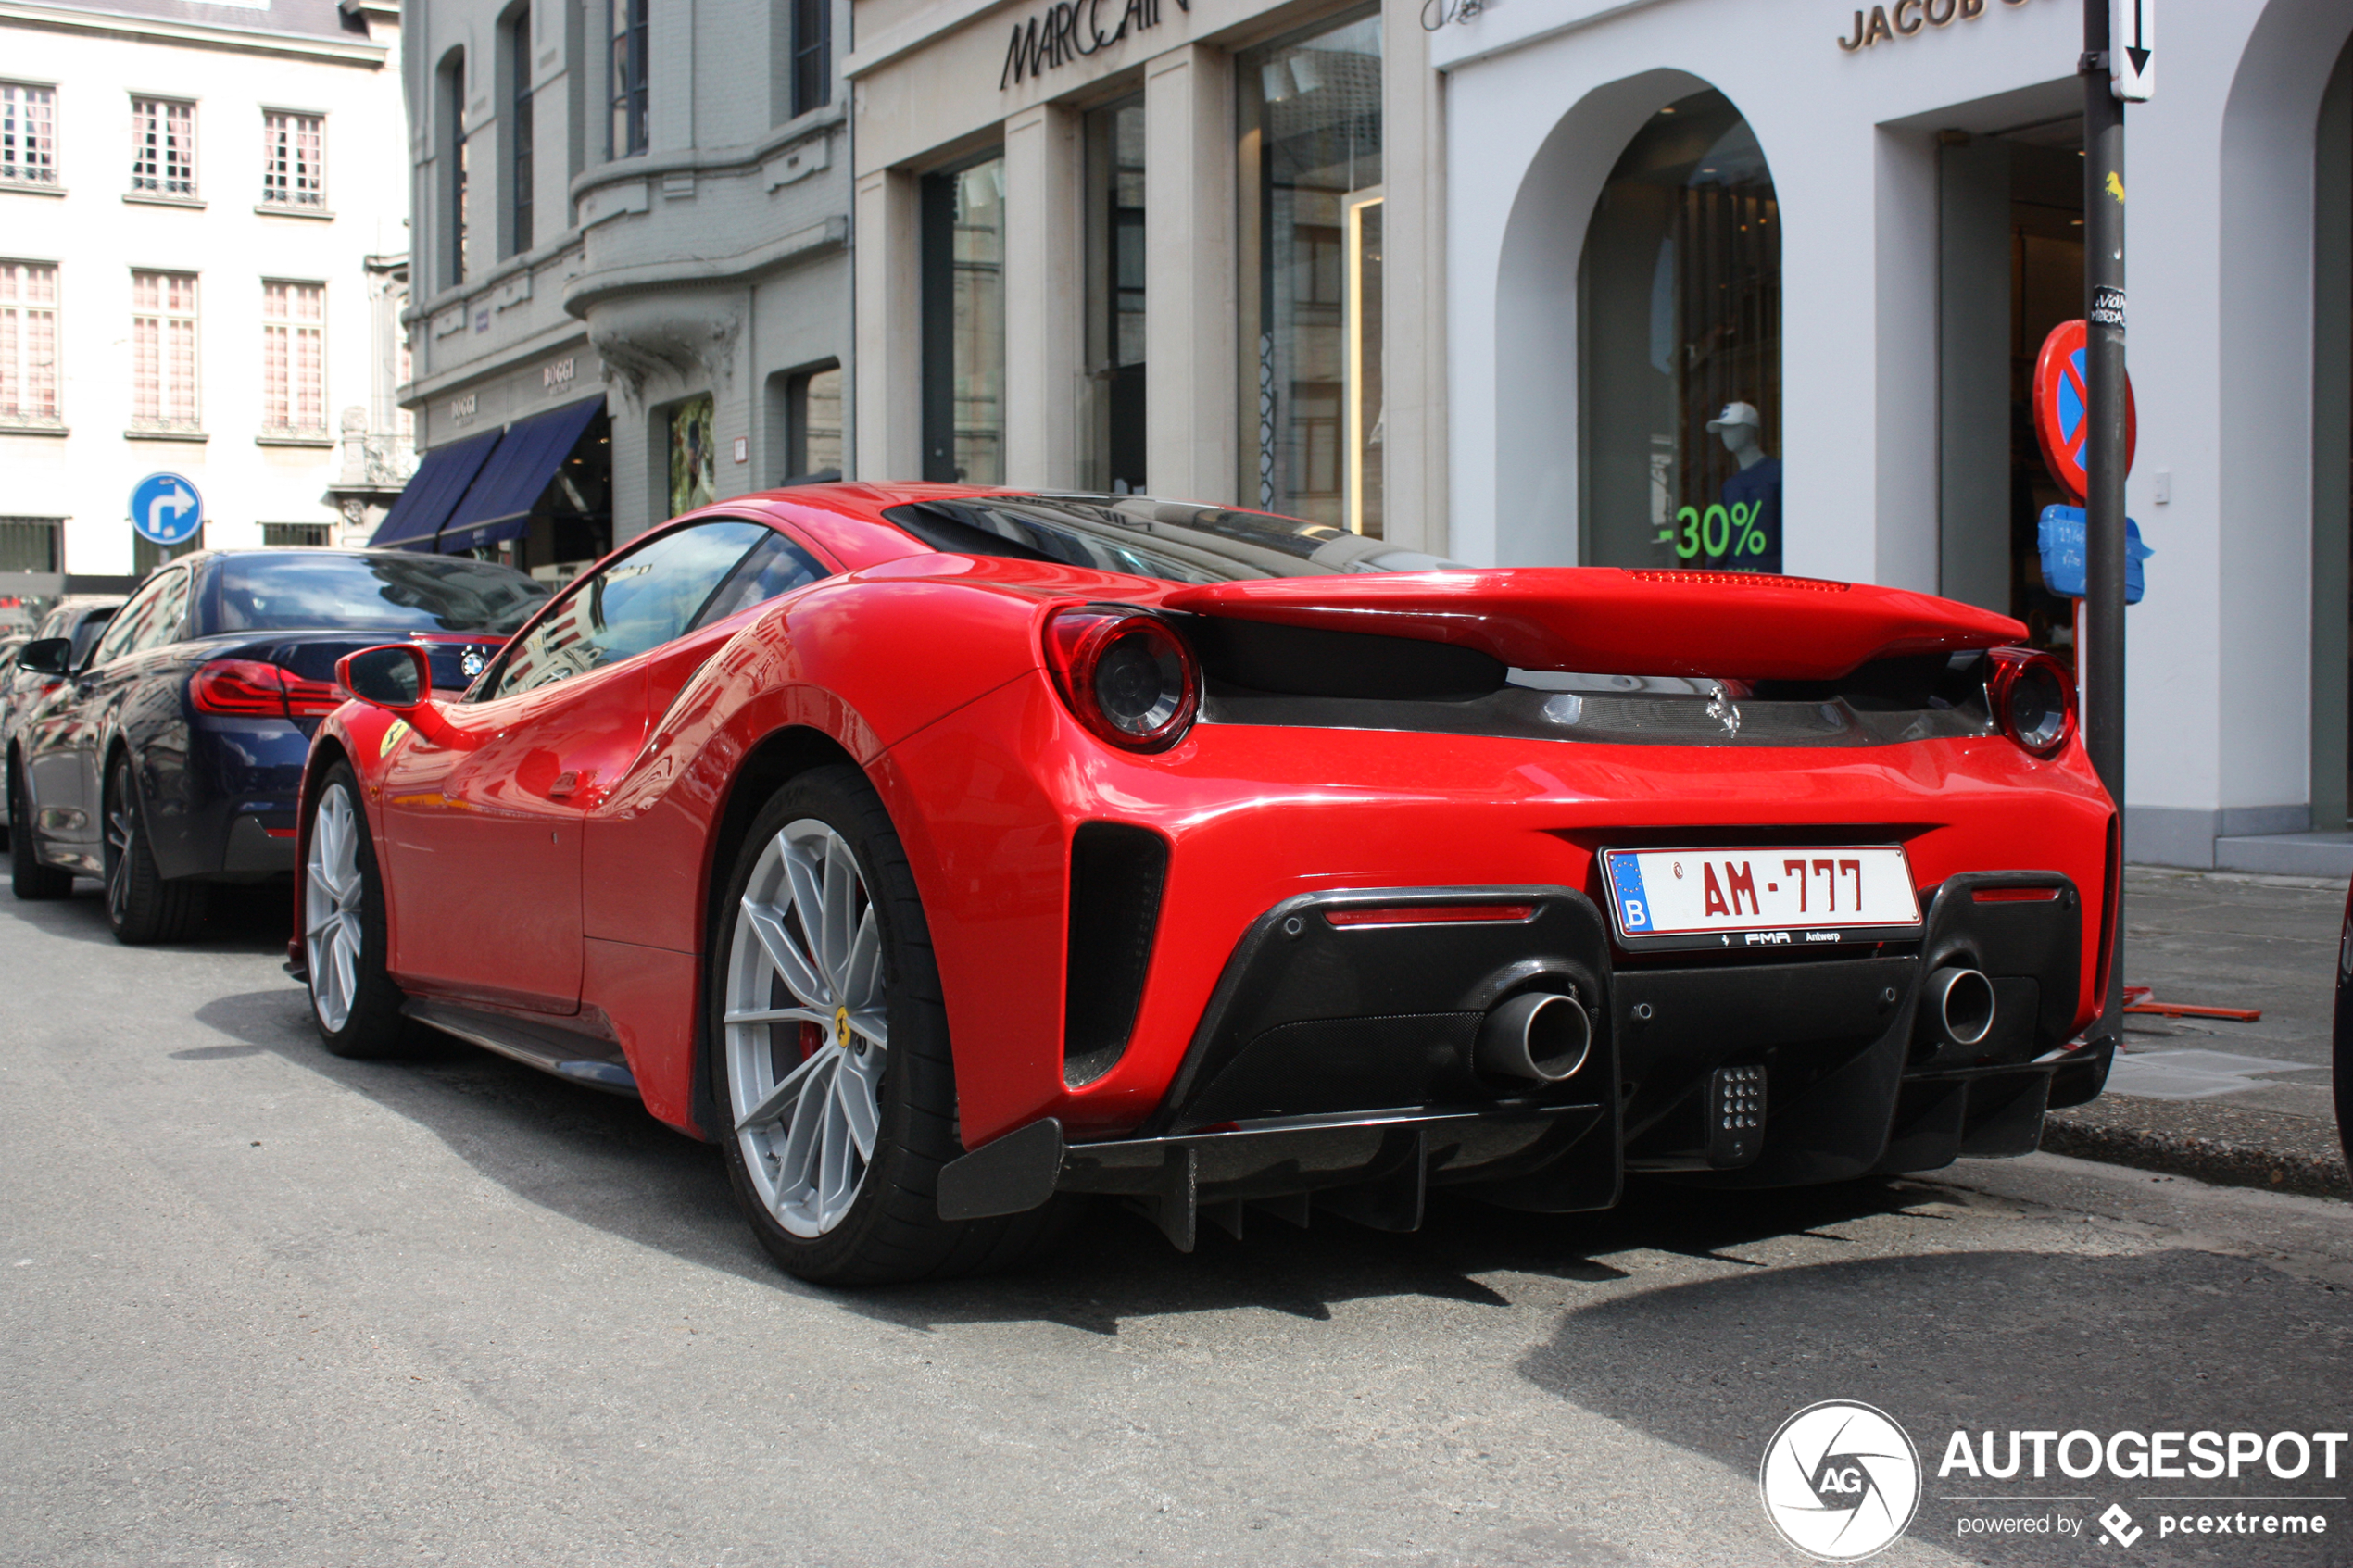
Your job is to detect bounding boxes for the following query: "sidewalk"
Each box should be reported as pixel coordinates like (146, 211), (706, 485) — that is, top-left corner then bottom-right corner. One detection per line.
(2040, 866), (2347, 1198)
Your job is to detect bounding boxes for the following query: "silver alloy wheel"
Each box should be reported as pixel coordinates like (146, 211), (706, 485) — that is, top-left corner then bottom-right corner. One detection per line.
(305, 783), (365, 1033)
(724, 817), (887, 1238)
(102, 767), (135, 926)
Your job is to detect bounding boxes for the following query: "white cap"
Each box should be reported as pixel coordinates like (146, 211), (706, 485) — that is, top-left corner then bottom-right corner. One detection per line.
(1705, 401), (1763, 433)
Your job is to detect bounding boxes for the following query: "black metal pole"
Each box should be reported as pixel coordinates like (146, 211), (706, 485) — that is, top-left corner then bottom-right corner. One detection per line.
(2082, 0), (2128, 1047)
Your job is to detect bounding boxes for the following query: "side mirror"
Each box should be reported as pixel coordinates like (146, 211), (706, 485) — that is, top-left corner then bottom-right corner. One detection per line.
(336, 644), (431, 711)
(17, 637), (71, 677)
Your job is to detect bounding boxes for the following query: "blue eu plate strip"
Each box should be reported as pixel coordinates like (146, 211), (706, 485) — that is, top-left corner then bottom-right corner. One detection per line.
(1608, 853), (1653, 933)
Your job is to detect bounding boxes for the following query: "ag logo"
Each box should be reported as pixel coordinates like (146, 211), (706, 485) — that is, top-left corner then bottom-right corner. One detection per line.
(460, 649), (486, 679)
(1758, 1400), (1920, 1561)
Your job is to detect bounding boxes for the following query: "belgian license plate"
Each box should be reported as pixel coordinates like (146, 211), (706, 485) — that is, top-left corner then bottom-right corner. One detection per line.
(1600, 845), (1922, 951)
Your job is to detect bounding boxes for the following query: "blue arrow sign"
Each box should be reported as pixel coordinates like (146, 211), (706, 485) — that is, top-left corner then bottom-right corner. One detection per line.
(130, 471), (203, 546)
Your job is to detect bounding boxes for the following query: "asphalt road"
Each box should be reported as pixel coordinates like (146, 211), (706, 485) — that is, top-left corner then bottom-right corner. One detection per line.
(3, 882), (2349, 1568)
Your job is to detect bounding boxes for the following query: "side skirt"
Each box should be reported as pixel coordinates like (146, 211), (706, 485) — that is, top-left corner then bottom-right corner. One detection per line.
(402, 998), (641, 1097)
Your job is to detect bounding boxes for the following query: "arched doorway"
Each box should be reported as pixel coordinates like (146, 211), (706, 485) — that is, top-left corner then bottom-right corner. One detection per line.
(1578, 90), (1781, 571)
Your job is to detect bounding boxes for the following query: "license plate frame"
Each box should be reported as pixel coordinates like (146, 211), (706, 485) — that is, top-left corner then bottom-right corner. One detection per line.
(1597, 844), (1923, 954)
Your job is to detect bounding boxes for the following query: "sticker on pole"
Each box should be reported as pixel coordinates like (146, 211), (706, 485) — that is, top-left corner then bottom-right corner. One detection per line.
(2032, 320), (2137, 507)
(130, 471), (204, 546)
(2037, 505), (2151, 603)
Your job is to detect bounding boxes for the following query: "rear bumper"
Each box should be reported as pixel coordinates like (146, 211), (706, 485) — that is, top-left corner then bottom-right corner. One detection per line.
(938, 874), (2109, 1238)
(148, 718), (308, 879)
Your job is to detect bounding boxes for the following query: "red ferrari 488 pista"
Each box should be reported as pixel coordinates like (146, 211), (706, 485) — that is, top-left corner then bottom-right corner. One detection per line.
(296, 484), (2114, 1284)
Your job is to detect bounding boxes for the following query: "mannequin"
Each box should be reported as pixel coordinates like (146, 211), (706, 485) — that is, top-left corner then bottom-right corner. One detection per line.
(1705, 401), (1781, 572)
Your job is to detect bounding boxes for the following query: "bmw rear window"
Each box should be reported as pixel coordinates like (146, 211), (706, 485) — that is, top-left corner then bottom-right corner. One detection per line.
(212, 553), (550, 635)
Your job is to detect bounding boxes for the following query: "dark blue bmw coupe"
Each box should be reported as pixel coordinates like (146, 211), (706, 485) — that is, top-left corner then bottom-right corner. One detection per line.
(7, 549), (547, 942)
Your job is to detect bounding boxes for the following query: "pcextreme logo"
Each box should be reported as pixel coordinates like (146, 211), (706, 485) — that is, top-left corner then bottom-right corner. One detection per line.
(1758, 1400), (1923, 1561)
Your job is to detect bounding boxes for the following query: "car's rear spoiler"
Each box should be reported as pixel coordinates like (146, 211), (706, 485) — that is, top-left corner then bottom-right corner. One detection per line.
(1158, 568), (2029, 682)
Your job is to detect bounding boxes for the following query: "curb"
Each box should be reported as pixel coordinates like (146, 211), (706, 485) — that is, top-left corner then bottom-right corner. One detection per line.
(2042, 1114), (2349, 1201)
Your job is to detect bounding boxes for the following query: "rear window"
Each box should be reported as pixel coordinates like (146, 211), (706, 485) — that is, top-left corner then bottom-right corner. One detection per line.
(213, 553), (550, 636)
(883, 495), (1463, 583)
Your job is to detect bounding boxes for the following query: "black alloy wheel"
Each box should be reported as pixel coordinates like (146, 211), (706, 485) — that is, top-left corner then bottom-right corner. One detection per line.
(709, 763), (1072, 1286)
(8, 759), (70, 900)
(102, 753), (208, 944)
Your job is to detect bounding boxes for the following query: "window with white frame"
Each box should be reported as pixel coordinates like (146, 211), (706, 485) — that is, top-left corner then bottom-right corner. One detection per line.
(131, 270), (200, 428)
(260, 111), (324, 207)
(261, 280), (325, 433)
(1, 83), (57, 186)
(0, 262), (60, 423)
(130, 97), (195, 195)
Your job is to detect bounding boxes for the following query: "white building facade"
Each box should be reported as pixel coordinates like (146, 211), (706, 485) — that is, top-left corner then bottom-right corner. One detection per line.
(393, 0), (852, 576)
(0, 0), (414, 604)
(1434, 0), (2353, 872)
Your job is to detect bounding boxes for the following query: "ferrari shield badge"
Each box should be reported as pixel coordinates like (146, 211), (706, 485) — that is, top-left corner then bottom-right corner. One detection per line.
(380, 718), (412, 758)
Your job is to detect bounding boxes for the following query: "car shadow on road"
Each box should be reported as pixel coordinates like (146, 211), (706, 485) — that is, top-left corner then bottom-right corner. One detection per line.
(1520, 1243), (2353, 1565)
(192, 984), (783, 1291)
(185, 976), (1994, 1329)
(1, 878), (293, 953)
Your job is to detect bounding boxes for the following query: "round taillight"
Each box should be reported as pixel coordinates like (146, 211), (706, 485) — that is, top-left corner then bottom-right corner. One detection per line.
(1987, 647), (2077, 759)
(1043, 607), (1200, 752)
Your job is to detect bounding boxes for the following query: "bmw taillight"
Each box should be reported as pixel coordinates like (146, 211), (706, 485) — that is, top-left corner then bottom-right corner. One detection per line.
(1042, 606), (1201, 753)
(1986, 647), (2077, 759)
(191, 659), (345, 720)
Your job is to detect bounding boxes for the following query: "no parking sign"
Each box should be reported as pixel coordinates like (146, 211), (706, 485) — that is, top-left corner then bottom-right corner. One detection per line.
(2032, 320), (2138, 505)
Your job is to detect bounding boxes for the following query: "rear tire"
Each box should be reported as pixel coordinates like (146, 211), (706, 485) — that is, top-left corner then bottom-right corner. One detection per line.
(102, 754), (208, 944)
(8, 759), (70, 901)
(710, 764), (1069, 1286)
(303, 764), (410, 1059)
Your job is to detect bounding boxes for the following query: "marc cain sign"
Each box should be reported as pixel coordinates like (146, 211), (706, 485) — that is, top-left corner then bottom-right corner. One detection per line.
(1001, 0), (1187, 90)
(1837, 0), (2033, 52)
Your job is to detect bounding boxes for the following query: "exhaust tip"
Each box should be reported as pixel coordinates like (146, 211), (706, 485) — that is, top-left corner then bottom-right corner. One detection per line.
(1476, 992), (1592, 1084)
(1931, 967), (1996, 1047)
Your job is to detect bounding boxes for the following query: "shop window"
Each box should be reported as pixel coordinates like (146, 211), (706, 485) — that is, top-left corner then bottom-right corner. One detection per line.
(1579, 89), (1780, 571)
(921, 156), (1005, 485)
(1239, 11), (1382, 534)
(766, 362), (842, 483)
(665, 394), (716, 518)
(1083, 95), (1146, 495)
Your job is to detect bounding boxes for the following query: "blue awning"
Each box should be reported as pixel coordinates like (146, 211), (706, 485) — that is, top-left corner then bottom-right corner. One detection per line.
(369, 429), (504, 551)
(437, 395), (607, 554)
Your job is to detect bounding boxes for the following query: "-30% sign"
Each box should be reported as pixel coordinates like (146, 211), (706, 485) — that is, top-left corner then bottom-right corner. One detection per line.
(1657, 501), (1768, 561)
